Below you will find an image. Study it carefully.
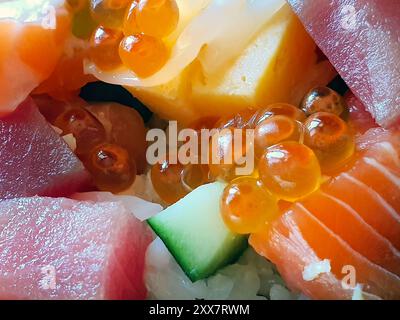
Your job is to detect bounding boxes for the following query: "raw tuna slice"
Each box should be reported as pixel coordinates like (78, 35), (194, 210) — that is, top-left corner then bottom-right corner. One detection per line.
(0, 196), (153, 300)
(288, 0), (400, 128)
(0, 98), (91, 199)
(345, 92), (378, 134)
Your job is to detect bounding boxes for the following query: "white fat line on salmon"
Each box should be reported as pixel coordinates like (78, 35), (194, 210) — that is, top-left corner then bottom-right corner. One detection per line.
(341, 173), (400, 223)
(149, 304), (183, 318)
(363, 157), (400, 188)
(319, 191), (400, 257)
(376, 141), (400, 167)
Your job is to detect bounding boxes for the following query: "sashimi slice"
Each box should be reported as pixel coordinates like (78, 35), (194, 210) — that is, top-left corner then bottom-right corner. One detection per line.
(0, 196), (153, 300)
(0, 98), (91, 199)
(324, 173), (400, 251)
(345, 92), (377, 134)
(250, 216), (379, 300)
(0, 0), (70, 115)
(301, 191), (400, 275)
(288, 0), (400, 128)
(250, 128), (400, 299)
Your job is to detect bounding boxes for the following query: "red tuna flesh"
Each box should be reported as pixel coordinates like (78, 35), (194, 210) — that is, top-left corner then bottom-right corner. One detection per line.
(345, 92), (378, 134)
(0, 196), (153, 299)
(288, 0), (400, 128)
(0, 98), (91, 199)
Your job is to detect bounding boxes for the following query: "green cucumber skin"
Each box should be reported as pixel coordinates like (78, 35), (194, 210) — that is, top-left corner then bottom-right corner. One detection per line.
(148, 218), (248, 282)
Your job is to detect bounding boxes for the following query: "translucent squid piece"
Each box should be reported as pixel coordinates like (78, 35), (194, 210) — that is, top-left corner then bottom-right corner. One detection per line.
(0, 0), (71, 115)
(287, 0), (400, 128)
(221, 177), (279, 234)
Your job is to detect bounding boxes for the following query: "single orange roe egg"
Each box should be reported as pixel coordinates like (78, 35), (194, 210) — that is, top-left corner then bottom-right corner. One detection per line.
(208, 129), (254, 181)
(54, 107), (106, 155)
(258, 141), (321, 201)
(85, 143), (137, 193)
(255, 103), (306, 124)
(221, 177), (279, 234)
(89, 0), (131, 29)
(126, 0), (179, 38)
(304, 112), (355, 173)
(181, 164), (211, 191)
(90, 26), (123, 71)
(119, 34), (168, 78)
(255, 115), (303, 157)
(302, 87), (346, 116)
(150, 156), (188, 205)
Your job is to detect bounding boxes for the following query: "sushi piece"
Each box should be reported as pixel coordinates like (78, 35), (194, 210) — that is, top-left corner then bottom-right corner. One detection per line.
(0, 195), (154, 300)
(287, 0), (400, 128)
(250, 128), (400, 299)
(0, 0), (71, 115)
(0, 98), (91, 199)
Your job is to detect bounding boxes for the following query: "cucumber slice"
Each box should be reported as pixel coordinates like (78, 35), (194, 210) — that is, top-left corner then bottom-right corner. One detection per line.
(148, 182), (248, 282)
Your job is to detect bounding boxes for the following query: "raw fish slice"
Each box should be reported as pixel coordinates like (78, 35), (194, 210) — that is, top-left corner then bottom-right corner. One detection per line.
(288, 0), (400, 128)
(249, 216), (379, 300)
(0, 196), (153, 300)
(0, 98), (91, 199)
(345, 92), (377, 134)
(301, 191), (400, 275)
(290, 205), (399, 299)
(324, 175), (400, 250)
(0, 0), (71, 115)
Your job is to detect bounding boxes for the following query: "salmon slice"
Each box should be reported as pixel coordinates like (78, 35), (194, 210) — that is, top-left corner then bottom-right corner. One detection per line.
(324, 174), (400, 250)
(301, 191), (400, 275)
(250, 213), (380, 300)
(0, 0), (70, 115)
(250, 128), (400, 299)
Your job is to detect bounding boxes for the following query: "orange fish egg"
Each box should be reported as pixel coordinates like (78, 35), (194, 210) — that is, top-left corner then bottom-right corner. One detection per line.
(124, 0), (179, 38)
(89, 26), (123, 71)
(304, 112), (355, 173)
(84, 143), (137, 193)
(221, 177), (279, 234)
(208, 129), (254, 182)
(258, 141), (321, 201)
(150, 156), (187, 205)
(254, 115), (303, 157)
(89, 0), (131, 29)
(119, 34), (169, 78)
(255, 103), (307, 125)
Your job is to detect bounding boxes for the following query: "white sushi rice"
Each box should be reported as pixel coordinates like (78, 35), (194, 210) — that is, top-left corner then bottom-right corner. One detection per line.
(145, 237), (297, 300)
(302, 259), (331, 281)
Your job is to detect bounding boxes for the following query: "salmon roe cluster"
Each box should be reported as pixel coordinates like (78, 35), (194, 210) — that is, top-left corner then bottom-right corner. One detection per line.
(148, 87), (353, 234)
(69, 0), (180, 77)
(37, 97), (147, 193)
